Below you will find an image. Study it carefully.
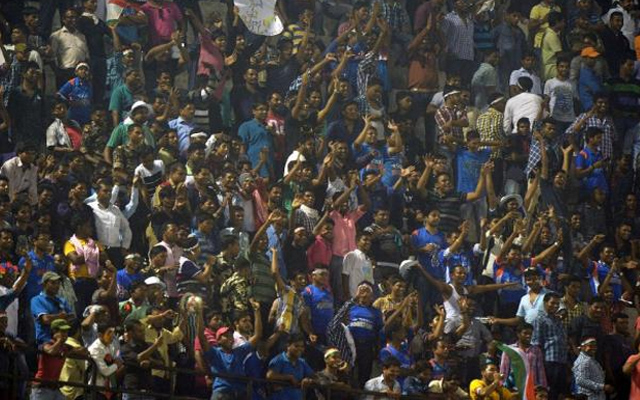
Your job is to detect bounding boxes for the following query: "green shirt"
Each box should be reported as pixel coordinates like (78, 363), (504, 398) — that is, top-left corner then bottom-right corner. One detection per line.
(109, 84), (134, 117)
(248, 252), (276, 304)
(106, 121), (156, 149)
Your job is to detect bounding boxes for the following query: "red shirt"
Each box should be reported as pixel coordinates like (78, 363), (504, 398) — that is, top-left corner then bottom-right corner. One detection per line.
(34, 341), (69, 385)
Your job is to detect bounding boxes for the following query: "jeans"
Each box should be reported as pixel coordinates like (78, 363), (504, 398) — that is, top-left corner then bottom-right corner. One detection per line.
(30, 387), (65, 400)
(544, 361), (568, 400)
(354, 339), (376, 388)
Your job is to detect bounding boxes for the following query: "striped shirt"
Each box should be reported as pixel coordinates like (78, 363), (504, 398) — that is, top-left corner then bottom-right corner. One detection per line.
(605, 77), (640, 118)
(249, 252), (277, 305)
(425, 190), (467, 234)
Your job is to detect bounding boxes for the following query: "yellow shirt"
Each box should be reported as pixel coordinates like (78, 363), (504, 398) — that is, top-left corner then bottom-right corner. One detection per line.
(142, 317), (184, 379)
(59, 337), (87, 399)
(373, 294), (417, 327)
(469, 379), (513, 400)
(530, 3), (561, 48)
(542, 27), (562, 80)
(63, 239), (104, 280)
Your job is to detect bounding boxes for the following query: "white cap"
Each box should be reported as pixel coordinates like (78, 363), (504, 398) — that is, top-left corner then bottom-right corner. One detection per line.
(399, 259), (419, 279)
(144, 276), (166, 289)
(130, 100), (152, 114)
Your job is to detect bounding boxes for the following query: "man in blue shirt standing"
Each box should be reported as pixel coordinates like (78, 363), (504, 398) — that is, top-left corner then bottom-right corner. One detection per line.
(198, 298), (262, 399)
(267, 333), (315, 400)
(575, 127), (608, 195)
(302, 268), (334, 345)
(30, 271), (73, 345)
(19, 230), (56, 303)
(238, 102), (274, 178)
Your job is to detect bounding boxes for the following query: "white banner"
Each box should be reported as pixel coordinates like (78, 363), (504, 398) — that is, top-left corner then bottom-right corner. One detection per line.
(234, 0), (284, 37)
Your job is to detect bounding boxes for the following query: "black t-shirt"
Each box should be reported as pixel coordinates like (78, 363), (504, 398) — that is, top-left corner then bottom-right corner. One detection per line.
(284, 111), (318, 155)
(121, 340), (159, 390)
(266, 58), (300, 95)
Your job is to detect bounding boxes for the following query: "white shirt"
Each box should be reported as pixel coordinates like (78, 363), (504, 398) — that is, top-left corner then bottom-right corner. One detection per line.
(46, 118), (73, 148)
(503, 92), (543, 133)
(49, 26), (90, 69)
(363, 375), (401, 400)
(0, 285), (18, 336)
(87, 200), (132, 249)
(509, 68), (543, 95)
(342, 249), (373, 298)
(154, 241), (182, 298)
(88, 338), (120, 388)
(0, 156), (38, 205)
(544, 78), (576, 123)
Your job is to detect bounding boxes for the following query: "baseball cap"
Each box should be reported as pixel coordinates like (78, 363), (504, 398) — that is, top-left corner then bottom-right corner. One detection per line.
(41, 271), (61, 285)
(144, 276), (165, 289)
(75, 62), (90, 71)
(580, 46), (600, 58)
(51, 319), (71, 332)
(216, 326), (232, 340)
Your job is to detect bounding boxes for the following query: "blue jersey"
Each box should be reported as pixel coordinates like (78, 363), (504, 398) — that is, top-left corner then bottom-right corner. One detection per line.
(456, 148), (490, 193)
(244, 351), (267, 400)
(19, 251), (55, 302)
(348, 304), (383, 342)
(268, 352), (314, 400)
(493, 259), (531, 304)
(411, 228), (446, 279)
(589, 260), (622, 300)
(302, 284), (334, 336)
(205, 343), (253, 394)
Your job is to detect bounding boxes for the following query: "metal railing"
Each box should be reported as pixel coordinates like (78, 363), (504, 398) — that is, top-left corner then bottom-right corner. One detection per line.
(0, 350), (447, 399)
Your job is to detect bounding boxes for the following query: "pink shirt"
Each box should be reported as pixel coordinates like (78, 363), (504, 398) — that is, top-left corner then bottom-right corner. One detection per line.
(330, 208), (365, 257)
(307, 236), (333, 272)
(140, 2), (183, 46)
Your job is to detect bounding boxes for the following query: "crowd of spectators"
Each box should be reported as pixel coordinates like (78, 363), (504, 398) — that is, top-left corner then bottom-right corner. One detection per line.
(1, 0), (640, 399)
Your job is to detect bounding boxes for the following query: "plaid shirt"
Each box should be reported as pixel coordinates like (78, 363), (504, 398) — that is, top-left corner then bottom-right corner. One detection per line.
(476, 108), (505, 158)
(531, 310), (568, 363)
(525, 121), (567, 176)
(374, 0), (410, 34)
(566, 112), (615, 160)
(357, 51), (378, 102)
(440, 11), (475, 61)
(435, 105), (466, 146)
(572, 352), (606, 400)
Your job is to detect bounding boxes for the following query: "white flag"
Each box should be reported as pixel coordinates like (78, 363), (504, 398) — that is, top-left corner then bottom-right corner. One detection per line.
(234, 0), (284, 37)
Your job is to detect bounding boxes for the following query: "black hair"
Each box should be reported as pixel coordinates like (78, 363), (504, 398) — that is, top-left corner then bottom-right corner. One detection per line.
(547, 11), (564, 27)
(287, 332), (306, 345)
(97, 322), (115, 334)
(125, 319), (143, 332)
(588, 295), (605, 305)
(543, 292), (561, 303)
(585, 126), (603, 141)
(516, 322), (534, 333)
(149, 245), (168, 259)
(381, 356), (402, 369)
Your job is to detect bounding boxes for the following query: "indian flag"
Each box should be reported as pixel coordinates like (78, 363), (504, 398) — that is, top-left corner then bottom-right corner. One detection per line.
(496, 342), (536, 400)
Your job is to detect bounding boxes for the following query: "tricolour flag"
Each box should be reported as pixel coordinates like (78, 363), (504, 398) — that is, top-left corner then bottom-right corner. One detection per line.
(496, 342), (536, 400)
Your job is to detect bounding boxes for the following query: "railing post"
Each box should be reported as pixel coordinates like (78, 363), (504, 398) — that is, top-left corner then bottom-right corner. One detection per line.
(90, 359), (98, 400)
(10, 357), (18, 399)
(247, 378), (253, 400)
